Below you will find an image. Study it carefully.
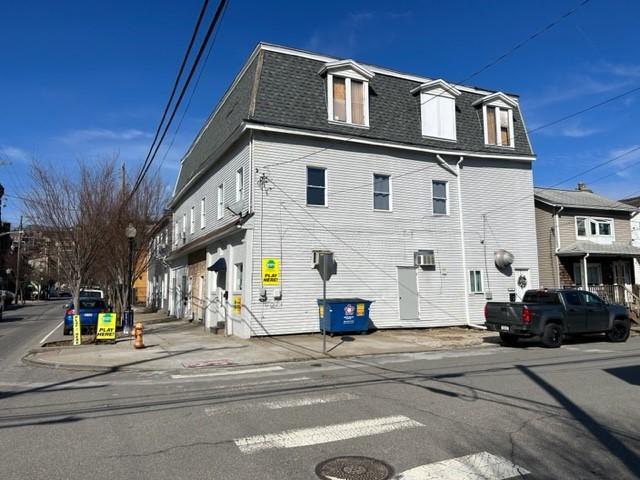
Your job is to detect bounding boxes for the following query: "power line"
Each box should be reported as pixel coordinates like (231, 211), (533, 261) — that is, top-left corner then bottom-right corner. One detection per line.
(135, 0), (211, 190)
(130, 0), (229, 199)
(528, 85), (640, 135)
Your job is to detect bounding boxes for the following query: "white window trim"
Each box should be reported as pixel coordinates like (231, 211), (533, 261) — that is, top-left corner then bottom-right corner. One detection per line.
(327, 74), (370, 127)
(217, 184), (224, 220)
(482, 104), (515, 148)
(574, 216), (615, 241)
(415, 81), (460, 142)
(236, 167), (243, 203)
(190, 206), (195, 234)
(432, 180), (449, 216)
(372, 173), (392, 212)
(182, 214), (186, 234)
(469, 270), (484, 294)
(200, 197), (206, 229)
(306, 166), (328, 207)
(234, 262), (243, 291)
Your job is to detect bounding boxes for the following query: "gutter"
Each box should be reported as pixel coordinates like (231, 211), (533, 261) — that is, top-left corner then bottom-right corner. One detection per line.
(554, 206), (564, 287)
(456, 156), (471, 327)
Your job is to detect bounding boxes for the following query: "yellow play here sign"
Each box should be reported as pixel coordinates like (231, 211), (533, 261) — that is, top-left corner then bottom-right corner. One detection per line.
(96, 313), (117, 340)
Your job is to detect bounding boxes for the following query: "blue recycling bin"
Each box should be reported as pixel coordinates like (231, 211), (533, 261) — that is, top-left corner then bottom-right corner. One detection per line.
(317, 298), (373, 335)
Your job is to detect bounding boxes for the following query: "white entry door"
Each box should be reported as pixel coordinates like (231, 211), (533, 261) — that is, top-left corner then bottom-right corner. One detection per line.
(514, 268), (530, 301)
(397, 267), (420, 322)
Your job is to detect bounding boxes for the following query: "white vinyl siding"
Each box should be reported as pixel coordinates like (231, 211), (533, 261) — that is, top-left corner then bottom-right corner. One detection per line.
(420, 92), (456, 140)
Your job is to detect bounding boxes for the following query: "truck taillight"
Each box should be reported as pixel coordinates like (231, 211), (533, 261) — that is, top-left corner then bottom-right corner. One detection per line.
(484, 304), (488, 321)
(521, 306), (531, 324)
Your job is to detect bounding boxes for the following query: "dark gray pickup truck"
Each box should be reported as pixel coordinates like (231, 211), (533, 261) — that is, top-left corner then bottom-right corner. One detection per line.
(485, 289), (631, 347)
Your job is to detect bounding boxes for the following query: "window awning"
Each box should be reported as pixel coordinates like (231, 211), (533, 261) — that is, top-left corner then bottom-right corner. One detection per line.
(208, 258), (226, 272)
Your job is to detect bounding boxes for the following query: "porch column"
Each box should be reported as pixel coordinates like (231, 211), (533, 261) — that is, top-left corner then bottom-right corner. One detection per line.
(582, 253), (589, 289)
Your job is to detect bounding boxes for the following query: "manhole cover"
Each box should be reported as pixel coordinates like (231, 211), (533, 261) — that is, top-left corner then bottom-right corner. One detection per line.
(316, 456), (394, 480)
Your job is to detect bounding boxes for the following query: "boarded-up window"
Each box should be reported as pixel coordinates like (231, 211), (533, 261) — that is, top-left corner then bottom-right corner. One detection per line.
(421, 92), (456, 140)
(486, 107), (497, 145)
(351, 80), (364, 125)
(332, 77), (346, 122)
(500, 109), (510, 145)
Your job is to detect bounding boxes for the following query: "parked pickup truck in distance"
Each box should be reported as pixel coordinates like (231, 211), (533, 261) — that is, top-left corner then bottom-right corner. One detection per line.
(484, 289), (631, 348)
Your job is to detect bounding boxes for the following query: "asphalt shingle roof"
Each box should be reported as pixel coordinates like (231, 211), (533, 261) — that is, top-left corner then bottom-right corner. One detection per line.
(534, 187), (637, 213)
(557, 241), (640, 256)
(173, 44), (535, 202)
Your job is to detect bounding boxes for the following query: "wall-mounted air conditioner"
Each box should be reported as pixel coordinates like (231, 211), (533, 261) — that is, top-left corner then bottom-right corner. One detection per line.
(415, 250), (435, 267)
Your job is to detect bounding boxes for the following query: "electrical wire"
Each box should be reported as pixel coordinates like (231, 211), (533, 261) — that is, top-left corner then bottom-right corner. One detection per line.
(130, 0), (229, 199)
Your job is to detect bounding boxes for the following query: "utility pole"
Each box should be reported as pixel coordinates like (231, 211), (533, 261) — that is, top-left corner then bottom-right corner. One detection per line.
(14, 215), (23, 303)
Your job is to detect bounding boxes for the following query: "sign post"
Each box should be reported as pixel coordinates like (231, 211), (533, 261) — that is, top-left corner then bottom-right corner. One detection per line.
(315, 252), (335, 354)
(72, 314), (81, 346)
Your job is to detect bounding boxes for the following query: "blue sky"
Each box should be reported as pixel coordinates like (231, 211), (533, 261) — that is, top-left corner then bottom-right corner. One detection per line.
(1, 0), (639, 225)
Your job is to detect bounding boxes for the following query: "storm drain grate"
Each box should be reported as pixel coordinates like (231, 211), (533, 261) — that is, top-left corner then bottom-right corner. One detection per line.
(315, 456), (394, 480)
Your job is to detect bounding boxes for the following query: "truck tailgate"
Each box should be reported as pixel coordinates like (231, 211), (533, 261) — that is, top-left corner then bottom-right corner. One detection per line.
(485, 302), (524, 326)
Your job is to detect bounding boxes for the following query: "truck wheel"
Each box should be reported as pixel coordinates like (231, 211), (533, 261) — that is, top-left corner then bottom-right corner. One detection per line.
(541, 323), (563, 348)
(499, 332), (519, 346)
(606, 319), (630, 343)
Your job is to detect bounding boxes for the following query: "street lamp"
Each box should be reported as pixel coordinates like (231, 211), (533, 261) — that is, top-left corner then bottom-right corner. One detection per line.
(125, 223), (137, 335)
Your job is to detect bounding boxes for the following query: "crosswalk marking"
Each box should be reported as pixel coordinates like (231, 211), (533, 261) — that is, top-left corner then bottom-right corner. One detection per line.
(205, 392), (358, 416)
(171, 366), (284, 379)
(234, 415), (424, 454)
(395, 452), (529, 480)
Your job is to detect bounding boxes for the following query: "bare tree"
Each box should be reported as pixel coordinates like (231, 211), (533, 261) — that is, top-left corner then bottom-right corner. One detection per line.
(25, 160), (116, 311)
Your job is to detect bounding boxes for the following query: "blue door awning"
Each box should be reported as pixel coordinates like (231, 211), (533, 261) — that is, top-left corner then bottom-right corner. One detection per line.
(208, 257), (226, 272)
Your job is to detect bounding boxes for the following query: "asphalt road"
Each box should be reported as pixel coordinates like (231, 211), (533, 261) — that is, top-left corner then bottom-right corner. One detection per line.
(0, 302), (638, 479)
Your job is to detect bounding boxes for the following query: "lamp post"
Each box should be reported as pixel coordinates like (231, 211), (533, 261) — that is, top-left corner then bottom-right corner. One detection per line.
(125, 223), (137, 335)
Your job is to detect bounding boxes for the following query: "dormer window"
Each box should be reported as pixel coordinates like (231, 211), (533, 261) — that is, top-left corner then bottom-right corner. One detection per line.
(411, 79), (460, 141)
(472, 92), (518, 148)
(320, 60), (374, 127)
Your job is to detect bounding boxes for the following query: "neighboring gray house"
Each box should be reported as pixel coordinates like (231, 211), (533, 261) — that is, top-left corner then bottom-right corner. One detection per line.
(167, 43), (539, 338)
(620, 194), (640, 286)
(534, 184), (640, 310)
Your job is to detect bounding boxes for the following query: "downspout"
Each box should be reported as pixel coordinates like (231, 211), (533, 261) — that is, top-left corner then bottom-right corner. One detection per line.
(456, 156), (473, 328)
(554, 206), (564, 287)
(582, 253), (590, 290)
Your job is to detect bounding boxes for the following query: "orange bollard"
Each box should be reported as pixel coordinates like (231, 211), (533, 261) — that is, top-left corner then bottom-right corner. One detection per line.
(133, 322), (145, 349)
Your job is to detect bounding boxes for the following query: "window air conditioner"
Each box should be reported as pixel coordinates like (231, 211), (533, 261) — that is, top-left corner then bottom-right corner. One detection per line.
(415, 250), (435, 267)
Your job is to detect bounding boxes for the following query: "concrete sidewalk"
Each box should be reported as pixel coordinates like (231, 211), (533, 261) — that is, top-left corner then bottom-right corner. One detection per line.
(24, 311), (501, 373)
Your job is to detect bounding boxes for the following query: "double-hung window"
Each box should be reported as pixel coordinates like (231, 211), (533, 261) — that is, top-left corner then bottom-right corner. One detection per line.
(576, 216), (613, 243)
(322, 60), (373, 127)
(373, 174), (391, 211)
(189, 206), (195, 234)
(469, 270), (483, 293)
(200, 197), (206, 229)
(174, 221), (179, 245)
(234, 263), (243, 291)
(473, 93), (517, 148)
(307, 167), (326, 206)
(235, 167), (243, 203)
(217, 184), (224, 219)
(432, 180), (448, 215)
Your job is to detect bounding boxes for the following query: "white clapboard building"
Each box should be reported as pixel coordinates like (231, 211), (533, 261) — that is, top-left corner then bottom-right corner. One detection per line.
(166, 43), (539, 338)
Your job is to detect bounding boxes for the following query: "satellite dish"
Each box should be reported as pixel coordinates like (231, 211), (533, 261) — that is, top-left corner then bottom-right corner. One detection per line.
(494, 249), (514, 269)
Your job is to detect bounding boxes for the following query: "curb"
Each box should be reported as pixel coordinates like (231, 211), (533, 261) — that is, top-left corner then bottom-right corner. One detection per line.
(21, 337), (497, 375)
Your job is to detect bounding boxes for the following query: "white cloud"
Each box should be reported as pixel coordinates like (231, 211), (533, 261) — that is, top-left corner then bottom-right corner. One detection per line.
(532, 119), (602, 138)
(590, 62), (640, 79)
(58, 128), (151, 145)
(526, 75), (631, 109)
(0, 145), (29, 163)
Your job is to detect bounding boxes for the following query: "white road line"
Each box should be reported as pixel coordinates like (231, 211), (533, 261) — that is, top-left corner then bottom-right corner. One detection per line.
(40, 321), (64, 345)
(395, 451), (530, 480)
(234, 415), (423, 454)
(205, 392), (358, 416)
(171, 366), (284, 379)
